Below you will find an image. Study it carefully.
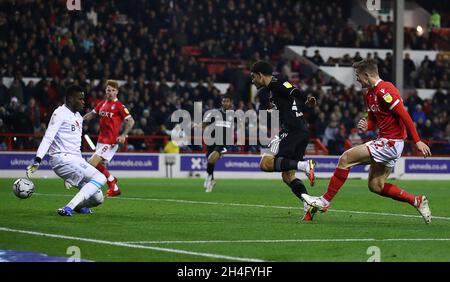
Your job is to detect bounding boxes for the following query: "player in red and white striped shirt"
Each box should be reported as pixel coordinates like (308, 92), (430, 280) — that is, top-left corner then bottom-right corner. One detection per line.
(302, 59), (433, 223)
(84, 80), (135, 197)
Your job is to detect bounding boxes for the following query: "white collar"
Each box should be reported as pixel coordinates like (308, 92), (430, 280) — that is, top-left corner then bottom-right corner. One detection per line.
(374, 79), (382, 87)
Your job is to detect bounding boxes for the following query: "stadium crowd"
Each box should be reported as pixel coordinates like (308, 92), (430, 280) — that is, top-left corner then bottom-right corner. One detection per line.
(302, 49), (450, 89)
(1, 73), (449, 155)
(1, 0), (449, 154)
(1, 0), (445, 84)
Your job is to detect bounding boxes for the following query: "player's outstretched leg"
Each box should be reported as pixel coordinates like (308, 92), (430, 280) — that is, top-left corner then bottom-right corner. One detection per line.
(205, 163), (216, 192)
(302, 166), (349, 212)
(74, 190), (104, 214)
(260, 155), (316, 186)
(205, 151), (220, 192)
(282, 171), (313, 221)
(379, 183), (431, 224)
(303, 144), (371, 215)
(369, 162), (432, 224)
(57, 173), (106, 216)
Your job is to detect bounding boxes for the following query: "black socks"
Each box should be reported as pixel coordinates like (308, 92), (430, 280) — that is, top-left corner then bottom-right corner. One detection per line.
(274, 157), (298, 172)
(288, 179), (307, 201)
(207, 163), (215, 178)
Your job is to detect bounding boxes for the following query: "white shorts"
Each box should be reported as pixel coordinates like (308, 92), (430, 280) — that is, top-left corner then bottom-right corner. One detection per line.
(49, 153), (102, 187)
(95, 142), (119, 162)
(365, 138), (404, 168)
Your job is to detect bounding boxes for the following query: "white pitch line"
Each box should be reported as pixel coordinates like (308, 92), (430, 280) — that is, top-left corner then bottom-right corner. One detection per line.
(0, 227), (264, 262)
(122, 238), (450, 244)
(34, 192), (450, 221)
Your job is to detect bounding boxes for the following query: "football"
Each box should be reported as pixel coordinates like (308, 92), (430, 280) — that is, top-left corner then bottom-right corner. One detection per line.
(13, 178), (35, 199)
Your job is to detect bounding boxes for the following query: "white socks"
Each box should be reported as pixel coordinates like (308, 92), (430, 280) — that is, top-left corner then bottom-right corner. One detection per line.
(297, 161), (307, 171)
(66, 182), (100, 209)
(320, 196), (330, 206)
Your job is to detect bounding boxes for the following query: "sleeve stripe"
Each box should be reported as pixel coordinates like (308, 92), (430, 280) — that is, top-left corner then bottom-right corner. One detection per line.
(289, 88), (296, 95)
(389, 99), (400, 110)
(124, 115), (132, 119)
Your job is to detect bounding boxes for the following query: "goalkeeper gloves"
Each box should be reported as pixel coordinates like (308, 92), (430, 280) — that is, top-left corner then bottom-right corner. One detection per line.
(26, 157), (41, 178)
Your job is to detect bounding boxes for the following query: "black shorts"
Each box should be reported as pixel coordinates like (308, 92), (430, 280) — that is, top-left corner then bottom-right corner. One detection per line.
(269, 129), (309, 161)
(206, 145), (228, 158)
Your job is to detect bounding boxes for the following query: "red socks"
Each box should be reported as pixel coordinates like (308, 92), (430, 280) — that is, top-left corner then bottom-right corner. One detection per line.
(380, 183), (416, 206)
(322, 169), (417, 207)
(95, 163), (111, 179)
(323, 168), (350, 202)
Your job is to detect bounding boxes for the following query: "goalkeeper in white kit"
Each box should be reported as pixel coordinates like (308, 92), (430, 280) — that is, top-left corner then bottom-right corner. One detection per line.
(26, 85), (107, 216)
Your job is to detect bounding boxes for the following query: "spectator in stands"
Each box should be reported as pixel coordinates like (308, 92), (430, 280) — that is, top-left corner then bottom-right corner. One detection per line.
(341, 109), (354, 132)
(302, 49), (310, 60)
(405, 90), (423, 114)
(0, 78), (8, 105)
(421, 119), (434, 140)
(404, 53), (416, 87)
(313, 112), (327, 139)
(322, 120), (339, 153)
(311, 50), (325, 66)
(0, 118), (6, 133)
(0, 118), (7, 150)
(353, 52), (363, 62)
(348, 128), (363, 146)
(429, 10), (441, 29)
(412, 104), (427, 123)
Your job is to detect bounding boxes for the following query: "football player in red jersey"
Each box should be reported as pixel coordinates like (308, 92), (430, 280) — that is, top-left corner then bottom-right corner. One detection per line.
(302, 59), (433, 223)
(83, 80), (135, 197)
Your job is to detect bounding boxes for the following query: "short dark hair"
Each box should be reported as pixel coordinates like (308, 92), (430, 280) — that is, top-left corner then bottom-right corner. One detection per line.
(66, 84), (84, 98)
(352, 58), (379, 75)
(251, 61), (273, 75)
(223, 93), (233, 100)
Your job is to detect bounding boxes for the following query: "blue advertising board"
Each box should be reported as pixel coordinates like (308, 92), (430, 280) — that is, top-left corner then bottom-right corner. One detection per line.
(309, 157), (370, 173)
(180, 155), (371, 173)
(180, 155), (261, 172)
(0, 153), (158, 171)
(405, 159), (450, 174)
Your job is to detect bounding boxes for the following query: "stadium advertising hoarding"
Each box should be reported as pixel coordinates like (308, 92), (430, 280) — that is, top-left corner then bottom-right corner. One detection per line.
(1, 152), (448, 179)
(405, 159), (450, 174)
(180, 155), (261, 172)
(180, 155), (372, 173)
(0, 153), (159, 171)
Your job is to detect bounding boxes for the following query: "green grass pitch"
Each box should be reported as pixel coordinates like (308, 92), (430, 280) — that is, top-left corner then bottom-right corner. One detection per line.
(1, 177), (450, 262)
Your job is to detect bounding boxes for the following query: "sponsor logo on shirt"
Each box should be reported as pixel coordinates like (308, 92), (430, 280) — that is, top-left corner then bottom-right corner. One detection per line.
(99, 111), (114, 118)
(369, 104), (380, 112)
(283, 82), (293, 88)
(383, 93), (393, 103)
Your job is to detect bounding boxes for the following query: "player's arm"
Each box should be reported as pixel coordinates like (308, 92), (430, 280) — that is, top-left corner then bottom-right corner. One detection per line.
(26, 111), (63, 178)
(358, 92), (376, 131)
(117, 116), (135, 144)
(84, 101), (103, 121)
(384, 89), (431, 157)
(279, 82), (316, 107)
(193, 112), (212, 129)
(83, 110), (97, 121)
(391, 102), (431, 157)
(358, 110), (376, 131)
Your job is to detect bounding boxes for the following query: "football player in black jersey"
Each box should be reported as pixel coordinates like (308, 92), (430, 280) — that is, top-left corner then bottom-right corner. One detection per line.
(201, 94), (234, 192)
(251, 61), (318, 221)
